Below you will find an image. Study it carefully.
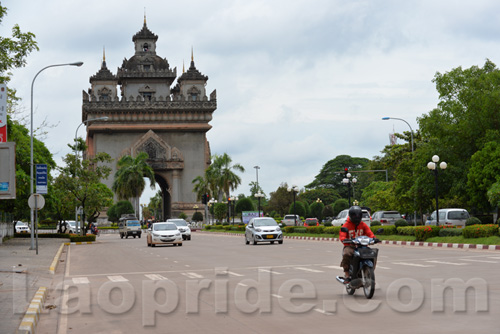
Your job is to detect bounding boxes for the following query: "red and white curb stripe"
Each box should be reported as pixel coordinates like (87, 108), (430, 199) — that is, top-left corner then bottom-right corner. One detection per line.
(17, 287), (47, 334)
(200, 231), (500, 250)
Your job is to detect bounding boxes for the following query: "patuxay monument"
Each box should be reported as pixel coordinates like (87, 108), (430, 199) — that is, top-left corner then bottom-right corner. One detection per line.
(81, 18), (216, 219)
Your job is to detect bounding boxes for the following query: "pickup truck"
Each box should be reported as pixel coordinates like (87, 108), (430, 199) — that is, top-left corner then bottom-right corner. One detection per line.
(281, 214), (302, 226)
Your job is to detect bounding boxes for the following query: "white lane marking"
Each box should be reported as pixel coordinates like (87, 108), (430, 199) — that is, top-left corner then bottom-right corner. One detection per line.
(227, 271), (244, 277)
(426, 260), (467, 266)
(145, 274), (168, 280)
(296, 267), (324, 273)
(182, 272), (204, 279)
(393, 263), (433, 268)
(461, 259), (497, 263)
(323, 265), (343, 270)
(272, 294), (283, 299)
(107, 275), (129, 282)
(314, 308), (333, 315)
(72, 277), (90, 284)
(375, 266), (391, 270)
(488, 256), (500, 259)
(259, 268), (283, 275)
(238, 283), (248, 287)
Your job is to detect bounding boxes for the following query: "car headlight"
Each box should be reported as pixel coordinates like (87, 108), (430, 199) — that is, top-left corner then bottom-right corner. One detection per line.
(255, 228), (262, 232)
(175, 232), (181, 236)
(153, 233), (160, 237)
(276, 227), (281, 231)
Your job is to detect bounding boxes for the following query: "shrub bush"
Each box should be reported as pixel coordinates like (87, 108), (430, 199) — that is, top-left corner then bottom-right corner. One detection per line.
(294, 227), (307, 234)
(439, 228), (463, 237)
(395, 219), (409, 227)
(414, 226), (440, 241)
(283, 226), (295, 233)
(69, 234), (96, 242)
(205, 225), (212, 230)
(306, 226), (324, 234)
(372, 225), (397, 235)
(465, 217), (482, 226)
(223, 225), (232, 231)
(462, 224), (499, 238)
(323, 221), (333, 227)
(370, 220), (381, 226)
(397, 226), (417, 236)
(15, 233), (70, 239)
(324, 226), (341, 235)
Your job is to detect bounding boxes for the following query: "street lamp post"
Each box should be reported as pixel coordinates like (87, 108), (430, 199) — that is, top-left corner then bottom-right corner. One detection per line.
(30, 61), (83, 250)
(342, 169), (357, 206)
(228, 195), (237, 224)
(427, 155), (447, 226)
(287, 185), (299, 226)
(208, 198), (217, 224)
(382, 116), (417, 225)
(255, 191), (264, 217)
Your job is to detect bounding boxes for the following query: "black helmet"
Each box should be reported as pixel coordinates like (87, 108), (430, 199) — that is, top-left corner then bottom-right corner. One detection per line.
(348, 206), (363, 225)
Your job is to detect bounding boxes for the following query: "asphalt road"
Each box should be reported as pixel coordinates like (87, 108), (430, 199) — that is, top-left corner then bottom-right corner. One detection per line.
(37, 232), (499, 334)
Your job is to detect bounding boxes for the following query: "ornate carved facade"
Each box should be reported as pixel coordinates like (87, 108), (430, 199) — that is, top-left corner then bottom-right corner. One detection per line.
(82, 18), (215, 219)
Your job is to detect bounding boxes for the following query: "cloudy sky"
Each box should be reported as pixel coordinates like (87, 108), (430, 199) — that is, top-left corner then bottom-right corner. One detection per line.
(3, 0), (500, 204)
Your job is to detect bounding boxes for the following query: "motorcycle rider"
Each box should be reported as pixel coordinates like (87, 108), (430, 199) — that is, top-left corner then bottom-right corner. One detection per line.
(338, 206), (377, 284)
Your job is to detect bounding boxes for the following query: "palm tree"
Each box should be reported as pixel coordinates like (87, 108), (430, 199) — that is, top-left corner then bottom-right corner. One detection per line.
(210, 153), (245, 200)
(112, 152), (155, 217)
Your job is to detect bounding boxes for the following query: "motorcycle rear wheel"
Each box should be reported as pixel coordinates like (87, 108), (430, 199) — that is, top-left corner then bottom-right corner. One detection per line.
(362, 266), (375, 299)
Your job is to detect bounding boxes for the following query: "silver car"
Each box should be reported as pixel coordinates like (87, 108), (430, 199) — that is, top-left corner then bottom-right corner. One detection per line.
(425, 208), (470, 228)
(147, 222), (183, 247)
(245, 217), (283, 245)
(371, 211), (402, 225)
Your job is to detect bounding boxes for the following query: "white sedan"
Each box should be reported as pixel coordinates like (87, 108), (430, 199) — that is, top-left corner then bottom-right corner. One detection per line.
(147, 222), (183, 247)
(15, 222), (31, 234)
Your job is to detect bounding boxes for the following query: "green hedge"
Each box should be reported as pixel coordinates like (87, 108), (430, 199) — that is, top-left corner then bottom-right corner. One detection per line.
(395, 219), (410, 227)
(324, 226), (341, 235)
(69, 234), (96, 242)
(397, 226), (417, 236)
(439, 228), (463, 237)
(15, 233), (70, 239)
(372, 225), (397, 235)
(294, 227), (307, 234)
(370, 220), (381, 226)
(462, 224), (499, 238)
(306, 226), (325, 234)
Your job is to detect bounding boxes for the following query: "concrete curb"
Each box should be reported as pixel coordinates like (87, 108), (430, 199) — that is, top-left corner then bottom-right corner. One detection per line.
(49, 243), (65, 275)
(16, 287), (47, 334)
(63, 241), (94, 246)
(199, 231), (500, 251)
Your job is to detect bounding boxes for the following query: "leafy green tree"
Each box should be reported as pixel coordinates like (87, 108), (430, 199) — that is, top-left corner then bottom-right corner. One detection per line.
(107, 200), (134, 222)
(306, 155), (370, 199)
(298, 188), (340, 207)
(267, 183), (293, 217)
(360, 181), (397, 212)
(235, 197), (255, 221)
(192, 211), (204, 222)
(0, 5), (39, 95)
(289, 201), (306, 218)
(249, 181), (264, 197)
(309, 201), (325, 220)
(84, 183), (113, 224)
(57, 152), (113, 235)
(467, 140), (500, 211)
(214, 202), (227, 223)
(209, 153), (245, 200)
(0, 118), (55, 222)
(112, 152), (155, 216)
(51, 177), (76, 232)
(332, 199), (348, 216)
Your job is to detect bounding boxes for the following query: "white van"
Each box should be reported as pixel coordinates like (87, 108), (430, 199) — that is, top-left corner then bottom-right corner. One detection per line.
(119, 215), (142, 239)
(425, 208), (470, 228)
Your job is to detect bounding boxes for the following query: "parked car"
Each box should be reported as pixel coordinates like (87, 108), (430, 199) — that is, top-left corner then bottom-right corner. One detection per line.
(425, 208), (470, 228)
(245, 217), (283, 245)
(371, 211), (402, 225)
(332, 209), (371, 226)
(167, 218), (192, 240)
(15, 222), (30, 234)
(304, 218), (319, 226)
(147, 222), (183, 247)
(281, 214), (303, 226)
(66, 221), (80, 234)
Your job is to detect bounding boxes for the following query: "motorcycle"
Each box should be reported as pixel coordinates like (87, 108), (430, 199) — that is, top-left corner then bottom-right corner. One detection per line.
(336, 227), (380, 299)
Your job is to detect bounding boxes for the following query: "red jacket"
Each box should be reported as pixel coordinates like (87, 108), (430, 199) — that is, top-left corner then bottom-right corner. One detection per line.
(339, 217), (375, 246)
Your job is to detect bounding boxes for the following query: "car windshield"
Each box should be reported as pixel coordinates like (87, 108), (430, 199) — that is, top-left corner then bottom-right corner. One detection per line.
(153, 223), (177, 231)
(253, 219), (278, 227)
(169, 219), (187, 226)
(362, 212), (370, 218)
(127, 220), (140, 226)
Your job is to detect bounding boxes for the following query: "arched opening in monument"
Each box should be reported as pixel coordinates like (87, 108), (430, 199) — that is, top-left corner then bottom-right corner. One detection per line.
(139, 174), (171, 222)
